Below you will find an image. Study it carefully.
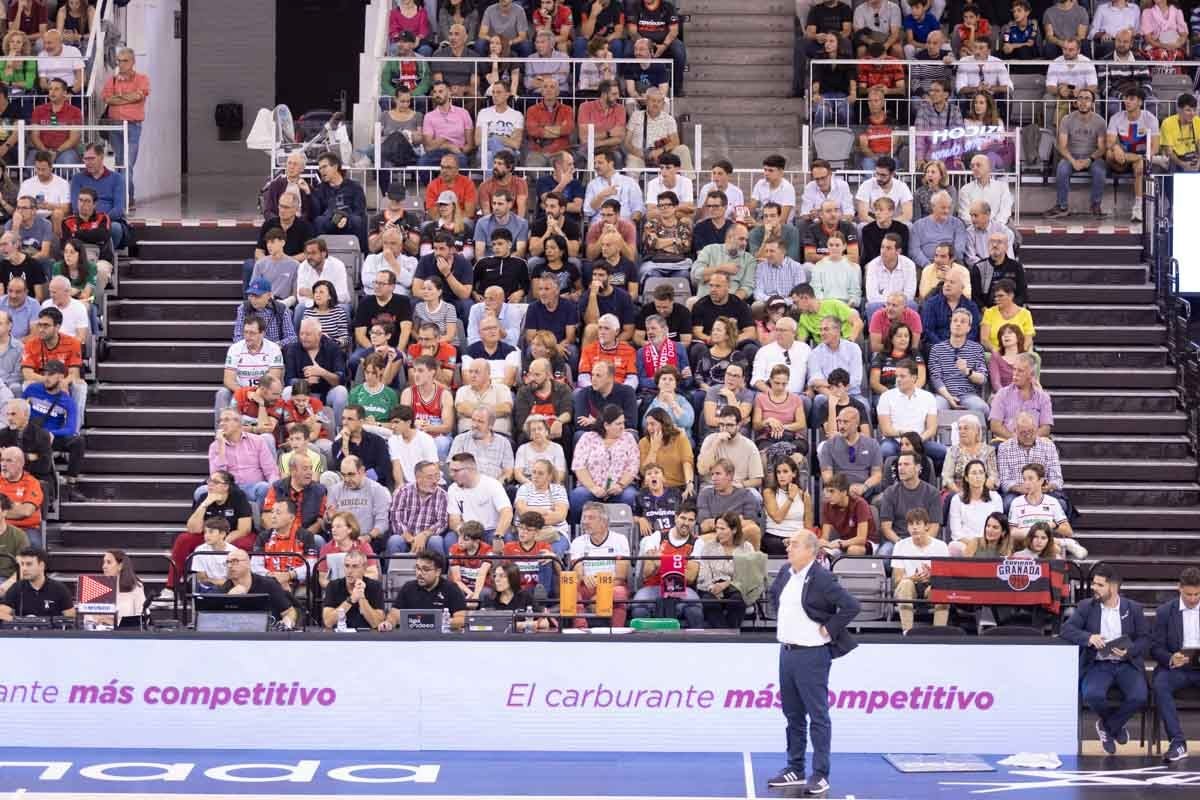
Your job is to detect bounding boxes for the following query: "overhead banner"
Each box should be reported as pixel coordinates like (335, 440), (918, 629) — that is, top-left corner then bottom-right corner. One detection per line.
(0, 637), (1079, 754)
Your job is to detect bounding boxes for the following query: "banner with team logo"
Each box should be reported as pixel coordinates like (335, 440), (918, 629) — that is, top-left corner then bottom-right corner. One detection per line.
(929, 557), (1069, 611)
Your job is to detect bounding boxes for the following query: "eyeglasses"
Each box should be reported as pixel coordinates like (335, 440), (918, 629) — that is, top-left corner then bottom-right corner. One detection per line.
(847, 445), (857, 463)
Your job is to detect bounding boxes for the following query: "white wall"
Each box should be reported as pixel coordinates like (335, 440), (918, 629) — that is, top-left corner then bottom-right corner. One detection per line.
(123, 0), (182, 200)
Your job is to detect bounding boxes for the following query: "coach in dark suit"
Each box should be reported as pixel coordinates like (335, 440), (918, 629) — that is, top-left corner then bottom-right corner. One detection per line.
(766, 531), (860, 797)
(1151, 567), (1200, 762)
(1060, 564), (1149, 755)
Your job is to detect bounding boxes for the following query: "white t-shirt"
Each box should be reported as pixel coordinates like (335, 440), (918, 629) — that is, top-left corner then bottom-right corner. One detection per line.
(447, 474), (512, 530)
(223, 338), (284, 387)
(361, 252), (417, 296)
(296, 256), (350, 307)
(698, 181), (744, 218)
(37, 45), (84, 84)
(476, 106), (524, 140)
(192, 543), (232, 583)
(569, 530), (631, 577)
(461, 350), (522, 385)
(855, 177), (913, 210)
(41, 298), (89, 338)
(1008, 494), (1067, 531)
(891, 535), (949, 578)
(1107, 109), (1160, 156)
(876, 387), (937, 434)
(646, 175), (695, 208)
(18, 174), (70, 217)
(387, 430), (439, 484)
(751, 178), (797, 222)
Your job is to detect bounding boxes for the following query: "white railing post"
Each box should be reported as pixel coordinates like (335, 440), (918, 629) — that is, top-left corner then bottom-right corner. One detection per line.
(693, 123), (702, 181)
(586, 123), (595, 174)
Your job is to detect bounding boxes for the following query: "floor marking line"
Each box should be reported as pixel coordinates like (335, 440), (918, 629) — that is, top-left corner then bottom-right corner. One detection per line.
(742, 751), (757, 799)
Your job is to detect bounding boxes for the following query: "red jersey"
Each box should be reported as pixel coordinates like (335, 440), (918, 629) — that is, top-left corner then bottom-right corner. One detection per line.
(234, 386), (290, 445)
(643, 532), (694, 588)
(0, 472), (43, 528)
(503, 540), (554, 590)
(410, 383), (447, 427)
(578, 341), (636, 385)
(449, 541), (493, 592)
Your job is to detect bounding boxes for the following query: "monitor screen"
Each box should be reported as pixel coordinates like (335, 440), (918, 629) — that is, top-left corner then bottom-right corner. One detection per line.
(196, 611), (271, 633)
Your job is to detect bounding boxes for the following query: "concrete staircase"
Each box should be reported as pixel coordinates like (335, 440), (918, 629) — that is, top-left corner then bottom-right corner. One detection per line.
(1024, 230), (1200, 607)
(47, 226), (250, 589)
(679, 0), (804, 169)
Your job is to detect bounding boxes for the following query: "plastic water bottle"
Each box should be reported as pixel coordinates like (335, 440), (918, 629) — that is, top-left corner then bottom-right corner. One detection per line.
(440, 607), (451, 633)
(336, 608), (348, 632)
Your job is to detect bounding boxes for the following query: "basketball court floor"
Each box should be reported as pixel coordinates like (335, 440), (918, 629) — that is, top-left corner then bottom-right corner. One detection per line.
(1, 748), (1197, 799)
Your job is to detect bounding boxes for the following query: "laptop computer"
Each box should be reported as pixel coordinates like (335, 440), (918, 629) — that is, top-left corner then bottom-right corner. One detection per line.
(391, 608), (447, 635)
(194, 593), (272, 633)
(466, 610), (514, 633)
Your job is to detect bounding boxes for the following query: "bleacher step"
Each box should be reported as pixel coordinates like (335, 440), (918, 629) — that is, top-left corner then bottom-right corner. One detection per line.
(120, 278), (243, 299)
(136, 241), (253, 259)
(1053, 412), (1187, 435)
(106, 341), (230, 362)
(82, 451), (209, 475)
(133, 226), (258, 243)
(97, 383), (225, 407)
(1063, 482), (1200, 506)
(1019, 244), (1143, 265)
(125, 259), (243, 281)
(1052, 389), (1178, 414)
(87, 405), (215, 429)
(85, 428), (214, 453)
(54, 523), (183, 550)
(1075, 506), (1200, 530)
(1028, 284), (1155, 303)
(1062, 459), (1197, 482)
(59, 500), (192, 523)
(109, 299), (239, 322)
(1073, 530), (1200, 558)
(98, 362), (224, 384)
(1023, 264), (1147, 284)
(1027, 304), (1158, 326)
(1036, 325), (1164, 346)
(76, 475), (201, 502)
(1040, 366), (1176, 389)
(1038, 346), (1168, 368)
(108, 320), (233, 340)
(1053, 435), (1192, 460)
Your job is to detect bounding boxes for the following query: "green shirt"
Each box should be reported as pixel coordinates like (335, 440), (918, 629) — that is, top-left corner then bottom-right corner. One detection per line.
(797, 298), (854, 342)
(348, 384), (399, 422)
(0, 525), (29, 578)
(55, 259), (99, 293)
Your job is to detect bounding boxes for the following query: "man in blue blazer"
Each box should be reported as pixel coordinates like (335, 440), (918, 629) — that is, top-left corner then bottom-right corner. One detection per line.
(766, 531), (860, 796)
(1151, 567), (1200, 762)
(1060, 564), (1149, 755)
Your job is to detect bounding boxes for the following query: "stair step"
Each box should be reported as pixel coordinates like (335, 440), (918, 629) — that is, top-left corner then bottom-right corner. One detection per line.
(1040, 366), (1176, 389)
(76, 475), (200, 502)
(82, 451), (209, 475)
(98, 361), (223, 383)
(1062, 459), (1198, 482)
(1027, 304), (1158, 326)
(1028, 284), (1155, 303)
(1020, 232), (1141, 247)
(46, 548), (174, 574)
(87, 405), (215, 429)
(110, 298), (239, 322)
(54, 522), (180, 550)
(85, 428), (213, 453)
(1073, 530), (1200, 558)
(1024, 264), (1148, 285)
(687, 47), (792, 67)
(58, 500), (192, 523)
(685, 28), (795, 47)
(1037, 346), (1168, 368)
(96, 383), (224, 407)
(1053, 435), (1192, 460)
(127, 260), (244, 281)
(137, 241), (252, 259)
(1054, 412), (1188, 435)
(687, 80), (793, 98)
(120, 278), (244, 300)
(132, 227), (258, 243)
(1019, 244), (1143, 265)
(108, 320), (233, 340)
(1064, 482), (1200, 507)
(674, 96), (806, 116)
(106, 340), (231, 362)
(1051, 389), (1178, 414)
(681, 116), (801, 147)
(1035, 325), (1164, 346)
(1075, 506), (1200, 530)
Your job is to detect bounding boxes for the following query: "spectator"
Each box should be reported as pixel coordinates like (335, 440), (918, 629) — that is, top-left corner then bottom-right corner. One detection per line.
(976, 232), (1028, 308)
(534, 150), (584, 225)
(1106, 87), (1158, 223)
(645, 152), (694, 220)
(36, 28), (82, 93)
(513, 459), (570, 552)
(71, 142), (128, 249)
(575, 79), (626, 167)
(1161, 92), (1200, 173)
(1150, 567), (1200, 763)
(990, 356), (1053, 440)
(996, 413), (1063, 498)
(690, 189), (735, 258)
(525, 29), (570, 95)
(5, 198), (52, 262)
(423, 156), (477, 220)
(417, 82), (474, 175)
(313, 151), (368, 252)
(756, 239), (810, 305)
(386, 459), (448, 557)
(20, 150), (68, 235)
(182, 515), (240, 592)
(853, 0), (903, 56)
(818, 471), (876, 559)
(217, 315), (283, 425)
(321, 548), (386, 630)
(694, 512), (753, 628)
(1089, 0), (1138, 60)
(262, 451), (328, 541)
(22, 306), (84, 416)
(913, 160), (955, 221)
(461, 315), (518, 387)
(860, 198), (909, 268)
(0, 279), (41, 344)
(877, 452), (942, 557)
(751, 316), (810, 395)
(763, 448), (815, 550)
(630, 501), (702, 626)
(806, 313), (865, 421)
(912, 79), (964, 165)
(585, 153), (644, 227)
(415, 230), (476, 319)
(865, 240), (918, 327)
(400, 355), (456, 460)
(810, 233), (861, 308)
(502, 512), (561, 603)
(918, 241), (978, 302)
(1141, 0), (1188, 61)
(448, 521), (494, 604)
(855, 156), (913, 224)
(370, 184), (422, 257)
(954, 38), (1012, 99)
(696, 456), (763, 543)
(249, 229), (300, 306)
(690, 272), (758, 364)
(908, 27), (953, 96)
(586, 233), (638, 302)
(819, 406), (883, 496)
(22, 358), (83, 500)
(0, 398), (49, 480)
(263, 151), (316, 222)
(515, 357), (575, 444)
(876, 357), (945, 467)
(797, 159), (854, 234)
(569, 403), (639, 517)
(749, 203), (800, 263)
(296, 239), (350, 314)
(640, 191), (692, 281)
(947, 459), (1004, 542)
(920, 271), (981, 348)
(382, 549), (467, 631)
(640, 409), (694, 494)
(584, 199), (637, 266)
(475, 88), (523, 174)
(910, 191), (968, 266)
(940, 412), (997, 494)
(927, 308), (989, 419)
(455, 359), (512, 438)
(958, 154), (1014, 228)
(696, 407), (764, 490)
(698, 348), (753, 436)
(568, 501), (630, 627)
(450, 407), (515, 482)
(0, 546), (74, 621)
(363, 226), (418, 297)
(333, 406), (393, 490)
(890, 508), (949, 632)
(1061, 564), (1149, 754)
(233, 278), (297, 347)
(514, 415), (567, 484)
(446, 451), (512, 548)
(477, 0), (531, 56)
(753, 363), (808, 451)
(980, 278), (1034, 353)
(352, 270), (412, 382)
(625, 89), (691, 173)
(1008, 462), (1084, 555)
(0, 313), (23, 396)
(692, 223), (754, 303)
(40, 274), (87, 342)
(62, 188), (115, 272)
(243, 192), (312, 290)
(0, 448), (43, 548)
(525, 80), (575, 169)
(0, 31), (36, 101)
(316, 511), (380, 589)
(1045, 37), (1098, 110)
(431, 22), (479, 98)
(750, 154), (797, 224)
(1047, 90), (1107, 219)
(324, 455), (391, 551)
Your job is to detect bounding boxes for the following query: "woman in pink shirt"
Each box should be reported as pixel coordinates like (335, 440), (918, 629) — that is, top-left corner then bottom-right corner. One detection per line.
(1141, 0), (1188, 61)
(569, 404), (640, 520)
(389, 0), (434, 55)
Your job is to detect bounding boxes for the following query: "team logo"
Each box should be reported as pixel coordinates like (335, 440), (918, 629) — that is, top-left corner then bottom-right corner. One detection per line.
(996, 558), (1041, 591)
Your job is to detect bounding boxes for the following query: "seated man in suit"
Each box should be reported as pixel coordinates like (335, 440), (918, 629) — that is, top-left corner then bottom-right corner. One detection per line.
(1151, 567), (1200, 763)
(1060, 564), (1149, 754)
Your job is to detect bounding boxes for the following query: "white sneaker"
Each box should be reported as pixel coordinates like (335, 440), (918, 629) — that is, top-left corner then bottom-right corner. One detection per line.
(157, 587), (174, 602)
(1131, 205), (1143, 223)
(1062, 538), (1089, 560)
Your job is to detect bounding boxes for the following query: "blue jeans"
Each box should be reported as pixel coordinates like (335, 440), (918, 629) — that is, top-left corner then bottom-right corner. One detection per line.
(474, 38), (532, 58)
(631, 585), (704, 628)
(573, 37), (627, 59)
(812, 93), (849, 126)
(417, 148), (469, 170)
(386, 531), (447, 559)
(1152, 667), (1200, 745)
(110, 120), (142, 202)
(195, 482), (270, 506)
(879, 436), (947, 472)
(1081, 660), (1147, 737)
(23, 525), (43, 550)
(934, 393), (990, 429)
(568, 485), (639, 523)
(1056, 156), (1106, 208)
(54, 149), (82, 166)
(780, 644), (833, 778)
(480, 135), (516, 171)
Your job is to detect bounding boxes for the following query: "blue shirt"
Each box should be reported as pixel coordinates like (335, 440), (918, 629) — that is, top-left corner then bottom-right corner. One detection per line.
(903, 12), (941, 43)
(474, 213), (531, 256)
(414, 252), (473, 296)
(523, 298), (579, 341)
(909, 214), (969, 265)
(23, 382), (78, 437)
(70, 167), (126, 220)
(920, 294), (980, 348)
(807, 340), (863, 398)
(588, 286), (637, 326)
(927, 338), (987, 399)
(0, 296), (40, 339)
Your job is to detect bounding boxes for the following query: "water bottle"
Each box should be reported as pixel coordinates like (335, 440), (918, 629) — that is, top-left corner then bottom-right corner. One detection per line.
(336, 608), (348, 632)
(440, 607), (451, 633)
(523, 605), (534, 634)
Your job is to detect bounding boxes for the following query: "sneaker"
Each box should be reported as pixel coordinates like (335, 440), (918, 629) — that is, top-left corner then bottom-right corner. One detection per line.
(157, 587), (174, 602)
(1096, 720), (1116, 755)
(1044, 205), (1070, 218)
(65, 485), (89, 503)
(1131, 204), (1143, 223)
(766, 769), (805, 788)
(1114, 725), (1130, 746)
(1062, 538), (1089, 560)
(1165, 741), (1188, 762)
(1091, 203), (1106, 218)
(806, 777), (831, 796)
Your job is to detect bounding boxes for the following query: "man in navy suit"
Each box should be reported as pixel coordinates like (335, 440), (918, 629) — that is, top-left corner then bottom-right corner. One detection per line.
(766, 531), (860, 796)
(1060, 564), (1149, 755)
(1151, 567), (1200, 762)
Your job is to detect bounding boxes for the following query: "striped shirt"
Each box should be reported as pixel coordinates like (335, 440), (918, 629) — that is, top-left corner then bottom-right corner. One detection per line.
(389, 483), (449, 537)
(302, 306), (351, 346)
(996, 438), (1063, 493)
(233, 300), (297, 347)
(927, 339), (987, 399)
(514, 482), (570, 536)
(413, 300), (459, 338)
(754, 257), (809, 303)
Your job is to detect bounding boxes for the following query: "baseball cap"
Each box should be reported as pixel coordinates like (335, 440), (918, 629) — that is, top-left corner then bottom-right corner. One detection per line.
(767, 295), (788, 310)
(246, 277), (273, 296)
(42, 359), (66, 375)
(386, 183), (407, 202)
(396, 30), (416, 43)
(436, 190), (458, 206)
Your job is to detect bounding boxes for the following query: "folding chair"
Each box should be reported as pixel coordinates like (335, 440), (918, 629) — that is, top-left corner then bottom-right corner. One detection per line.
(603, 503), (637, 555)
(832, 556), (890, 622)
(936, 409), (974, 446)
(1008, 74), (1045, 128)
(319, 234), (363, 291)
(642, 276), (692, 305)
(811, 128), (855, 171)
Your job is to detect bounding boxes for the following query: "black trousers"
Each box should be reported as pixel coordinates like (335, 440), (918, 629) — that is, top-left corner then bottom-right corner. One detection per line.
(52, 434), (85, 478)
